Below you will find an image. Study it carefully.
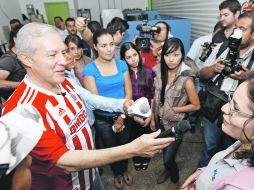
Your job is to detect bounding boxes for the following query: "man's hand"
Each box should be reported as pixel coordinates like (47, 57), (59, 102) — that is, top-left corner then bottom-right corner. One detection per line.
(123, 99), (134, 114)
(130, 130), (174, 157)
(181, 169), (203, 190)
(113, 116), (125, 133)
(229, 66), (249, 80)
(212, 59), (225, 73)
(150, 41), (161, 57)
(75, 17), (88, 33)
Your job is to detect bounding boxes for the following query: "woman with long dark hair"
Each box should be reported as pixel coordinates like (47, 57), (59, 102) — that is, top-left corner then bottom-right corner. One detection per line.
(152, 37), (200, 190)
(120, 42), (155, 171)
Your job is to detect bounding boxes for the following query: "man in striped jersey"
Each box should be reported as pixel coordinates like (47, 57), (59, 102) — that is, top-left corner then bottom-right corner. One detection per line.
(2, 22), (173, 190)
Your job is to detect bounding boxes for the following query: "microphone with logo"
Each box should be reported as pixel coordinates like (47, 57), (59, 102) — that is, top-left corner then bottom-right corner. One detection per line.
(156, 120), (191, 139)
(127, 97), (151, 118)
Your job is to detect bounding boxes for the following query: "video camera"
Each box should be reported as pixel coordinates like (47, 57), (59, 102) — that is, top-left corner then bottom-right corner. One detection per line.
(221, 28), (243, 76)
(135, 21), (161, 52)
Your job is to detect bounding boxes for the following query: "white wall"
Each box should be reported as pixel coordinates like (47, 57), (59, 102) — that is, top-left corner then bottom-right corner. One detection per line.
(0, 0), (22, 42)
(77, 0), (148, 21)
(0, 0), (147, 42)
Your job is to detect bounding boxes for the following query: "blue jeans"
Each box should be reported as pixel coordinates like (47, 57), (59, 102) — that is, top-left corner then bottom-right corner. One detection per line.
(94, 117), (130, 176)
(198, 118), (222, 167)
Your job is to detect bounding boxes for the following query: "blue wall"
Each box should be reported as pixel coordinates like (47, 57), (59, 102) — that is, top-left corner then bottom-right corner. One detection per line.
(122, 16), (191, 53)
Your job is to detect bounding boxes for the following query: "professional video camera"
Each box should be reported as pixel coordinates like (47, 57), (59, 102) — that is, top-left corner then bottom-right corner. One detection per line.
(221, 28), (243, 76)
(135, 21), (161, 52)
(199, 42), (213, 62)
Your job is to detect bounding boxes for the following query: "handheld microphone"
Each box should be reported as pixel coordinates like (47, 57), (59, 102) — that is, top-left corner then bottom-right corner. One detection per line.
(127, 97), (151, 118)
(157, 120), (191, 139)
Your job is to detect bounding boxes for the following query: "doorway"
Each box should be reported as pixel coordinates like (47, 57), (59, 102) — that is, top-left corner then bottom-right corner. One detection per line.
(44, 2), (70, 25)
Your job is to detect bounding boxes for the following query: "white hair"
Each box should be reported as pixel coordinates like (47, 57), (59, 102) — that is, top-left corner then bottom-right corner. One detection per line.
(16, 22), (59, 56)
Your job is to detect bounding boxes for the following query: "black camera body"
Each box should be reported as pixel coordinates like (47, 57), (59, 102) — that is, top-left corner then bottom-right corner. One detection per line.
(221, 29), (243, 76)
(135, 21), (161, 52)
(199, 42), (213, 62)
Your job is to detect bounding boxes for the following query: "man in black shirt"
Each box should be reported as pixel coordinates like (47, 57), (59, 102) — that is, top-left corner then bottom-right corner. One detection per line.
(0, 25), (26, 102)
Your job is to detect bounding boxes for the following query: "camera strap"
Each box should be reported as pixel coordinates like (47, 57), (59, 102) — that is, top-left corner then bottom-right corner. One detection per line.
(216, 41), (229, 60)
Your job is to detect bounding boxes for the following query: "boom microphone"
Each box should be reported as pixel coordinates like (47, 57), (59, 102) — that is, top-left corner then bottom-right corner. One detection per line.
(157, 120), (191, 139)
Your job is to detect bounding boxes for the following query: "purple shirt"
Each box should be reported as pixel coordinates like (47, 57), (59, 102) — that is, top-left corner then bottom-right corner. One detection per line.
(129, 67), (155, 103)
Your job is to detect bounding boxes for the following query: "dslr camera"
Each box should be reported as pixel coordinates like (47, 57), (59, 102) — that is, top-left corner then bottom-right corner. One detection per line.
(135, 21), (161, 52)
(199, 42), (213, 62)
(221, 28), (243, 76)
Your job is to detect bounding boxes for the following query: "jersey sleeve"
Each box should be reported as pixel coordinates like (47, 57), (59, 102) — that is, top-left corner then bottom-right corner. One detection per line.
(30, 129), (68, 164)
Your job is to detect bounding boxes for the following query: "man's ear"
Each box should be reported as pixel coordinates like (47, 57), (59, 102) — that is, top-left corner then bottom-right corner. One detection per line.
(116, 30), (122, 37)
(18, 54), (32, 68)
(235, 10), (240, 20)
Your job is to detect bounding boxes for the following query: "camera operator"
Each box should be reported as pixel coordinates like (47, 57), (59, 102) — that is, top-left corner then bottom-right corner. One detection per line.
(140, 21), (171, 69)
(198, 11), (254, 168)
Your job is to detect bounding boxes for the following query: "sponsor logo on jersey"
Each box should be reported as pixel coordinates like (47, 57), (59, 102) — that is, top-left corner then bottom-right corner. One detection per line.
(69, 109), (88, 135)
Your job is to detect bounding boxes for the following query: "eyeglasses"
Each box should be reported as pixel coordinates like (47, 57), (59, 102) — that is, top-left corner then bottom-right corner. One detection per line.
(227, 94), (254, 143)
(228, 95), (254, 118)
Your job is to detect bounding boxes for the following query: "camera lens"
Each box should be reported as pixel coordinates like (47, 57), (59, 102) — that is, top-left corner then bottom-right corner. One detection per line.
(141, 39), (147, 46)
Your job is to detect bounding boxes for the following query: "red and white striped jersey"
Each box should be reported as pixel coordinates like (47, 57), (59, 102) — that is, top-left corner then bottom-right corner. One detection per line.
(3, 76), (96, 190)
